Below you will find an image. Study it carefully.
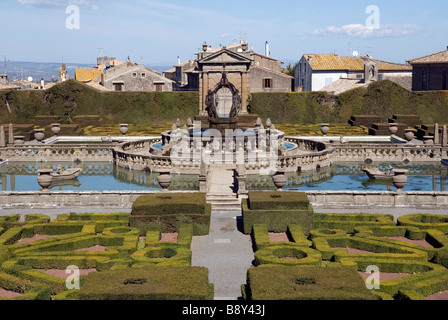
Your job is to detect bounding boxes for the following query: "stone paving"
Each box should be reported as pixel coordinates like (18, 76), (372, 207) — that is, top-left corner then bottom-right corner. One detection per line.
(191, 209), (254, 300)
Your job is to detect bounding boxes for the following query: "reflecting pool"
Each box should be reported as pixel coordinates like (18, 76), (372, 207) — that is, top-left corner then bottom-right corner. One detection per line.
(247, 162), (448, 192)
(0, 162), (198, 192)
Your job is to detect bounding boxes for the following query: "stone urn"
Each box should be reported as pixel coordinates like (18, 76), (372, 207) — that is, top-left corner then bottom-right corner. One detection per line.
(423, 136), (434, 145)
(34, 129), (45, 144)
(272, 170), (287, 191)
(392, 169), (408, 191)
(37, 169), (53, 192)
(51, 123), (61, 136)
(389, 123), (398, 135)
(266, 118), (272, 129)
(404, 129), (415, 142)
(119, 124), (129, 136)
(13, 136), (25, 145)
(320, 124), (330, 136)
(157, 169), (172, 192)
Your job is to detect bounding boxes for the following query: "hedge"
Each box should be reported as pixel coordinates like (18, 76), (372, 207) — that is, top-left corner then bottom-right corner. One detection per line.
(247, 191), (311, 211)
(0, 79), (199, 125)
(312, 234), (429, 263)
(0, 272), (52, 300)
(132, 193), (207, 216)
(244, 266), (376, 300)
(252, 224), (311, 251)
(242, 199), (314, 234)
(130, 246), (191, 267)
(130, 205), (211, 236)
(397, 214), (448, 233)
(78, 266), (213, 300)
(341, 258), (448, 297)
(250, 81), (448, 125)
(313, 213), (395, 233)
(254, 245), (322, 267)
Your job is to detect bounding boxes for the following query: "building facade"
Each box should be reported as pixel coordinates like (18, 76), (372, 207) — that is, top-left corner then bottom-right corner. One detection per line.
(408, 47), (448, 91)
(295, 54), (412, 92)
(166, 41), (293, 96)
(75, 57), (174, 92)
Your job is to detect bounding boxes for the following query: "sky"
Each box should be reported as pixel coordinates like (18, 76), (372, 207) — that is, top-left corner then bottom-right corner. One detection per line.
(0, 0), (447, 67)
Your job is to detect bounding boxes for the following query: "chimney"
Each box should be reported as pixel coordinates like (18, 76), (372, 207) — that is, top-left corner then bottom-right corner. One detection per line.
(177, 56), (181, 65)
(265, 41), (270, 57)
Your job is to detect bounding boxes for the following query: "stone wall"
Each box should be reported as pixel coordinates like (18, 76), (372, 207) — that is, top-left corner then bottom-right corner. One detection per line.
(1, 190), (448, 213)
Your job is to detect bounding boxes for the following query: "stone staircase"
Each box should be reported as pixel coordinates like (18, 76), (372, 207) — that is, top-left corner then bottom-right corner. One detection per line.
(206, 165), (242, 212)
(207, 195), (242, 212)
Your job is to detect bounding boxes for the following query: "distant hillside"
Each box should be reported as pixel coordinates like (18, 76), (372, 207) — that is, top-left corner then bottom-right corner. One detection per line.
(3, 61), (173, 83)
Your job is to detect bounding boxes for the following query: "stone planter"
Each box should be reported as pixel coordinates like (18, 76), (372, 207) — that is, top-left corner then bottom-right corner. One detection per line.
(272, 170), (287, 191)
(37, 169), (53, 192)
(13, 136), (25, 145)
(320, 124), (330, 136)
(157, 169), (172, 192)
(119, 124), (129, 136)
(389, 123), (398, 135)
(392, 169), (408, 191)
(34, 129), (45, 144)
(423, 136), (434, 145)
(404, 129), (415, 142)
(51, 123), (61, 136)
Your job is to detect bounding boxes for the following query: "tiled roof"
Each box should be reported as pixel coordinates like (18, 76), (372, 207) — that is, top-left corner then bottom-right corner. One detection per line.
(408, 50), (448, 64)
(75, 68), (104, 82)
(304, 54), (411, 71)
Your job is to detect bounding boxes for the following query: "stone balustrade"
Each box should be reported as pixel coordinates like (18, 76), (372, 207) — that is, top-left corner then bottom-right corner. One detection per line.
(333, 144), (447, 162)
(0, 145), (114, 162)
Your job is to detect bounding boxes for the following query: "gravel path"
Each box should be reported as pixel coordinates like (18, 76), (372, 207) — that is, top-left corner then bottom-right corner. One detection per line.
(191, 209), (254, 300)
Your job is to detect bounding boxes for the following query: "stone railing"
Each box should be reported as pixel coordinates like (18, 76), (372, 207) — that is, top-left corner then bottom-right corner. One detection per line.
(113, 137), (334, 174)
(0, 145), (114, 162)
(332, 144), (447, 162)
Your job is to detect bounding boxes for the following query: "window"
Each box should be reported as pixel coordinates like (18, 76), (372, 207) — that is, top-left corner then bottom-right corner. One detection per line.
(132, 72), (137, 78)
(356, 74), (363, 79)
(263, 78), (272, 89)
(141, 73), (146, 78)
(114, 83), (123, 91)
(155, 83), (163, 92)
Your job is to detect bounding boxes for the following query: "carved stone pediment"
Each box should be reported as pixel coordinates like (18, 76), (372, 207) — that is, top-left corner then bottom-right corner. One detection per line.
(199, 48), (252, 66)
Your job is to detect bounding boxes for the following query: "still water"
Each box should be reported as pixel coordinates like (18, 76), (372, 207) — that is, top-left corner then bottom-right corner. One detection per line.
(0, 162), (198, 192)
(0, 161), (447, 192)
(247, 162), (448, 192)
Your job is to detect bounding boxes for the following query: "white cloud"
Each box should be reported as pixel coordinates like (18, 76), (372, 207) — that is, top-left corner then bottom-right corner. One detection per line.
(312, 24), (420, 38)
(17, 0), (99, 10)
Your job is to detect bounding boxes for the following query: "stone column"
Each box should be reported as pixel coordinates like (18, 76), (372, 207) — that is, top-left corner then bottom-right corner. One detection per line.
(200, 72), (208, 115)
(8, 124), (14, 145)
(434, 123), (440, 144)
(443, 125), (448, 147)
(241, 71), (249, 114)
(0, 126), (5, 147)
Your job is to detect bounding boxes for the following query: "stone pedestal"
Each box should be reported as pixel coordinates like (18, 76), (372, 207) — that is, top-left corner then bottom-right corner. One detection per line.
(0, 126), (5, 148)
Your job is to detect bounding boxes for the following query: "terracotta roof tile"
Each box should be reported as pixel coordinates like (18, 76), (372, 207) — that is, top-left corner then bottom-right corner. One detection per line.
(408, 50), (448, 64)
(75, 69), (104, 82)
(305, 54), (411, 71)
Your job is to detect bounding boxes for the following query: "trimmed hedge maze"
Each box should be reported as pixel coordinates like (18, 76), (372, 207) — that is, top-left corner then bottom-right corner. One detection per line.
(243, 191), (448, 300)
(246, 215), (448, 300)
(0, 212), (213, 300)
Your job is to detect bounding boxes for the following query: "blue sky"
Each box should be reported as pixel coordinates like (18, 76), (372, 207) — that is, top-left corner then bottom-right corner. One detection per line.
(0, 0), (447, 66)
